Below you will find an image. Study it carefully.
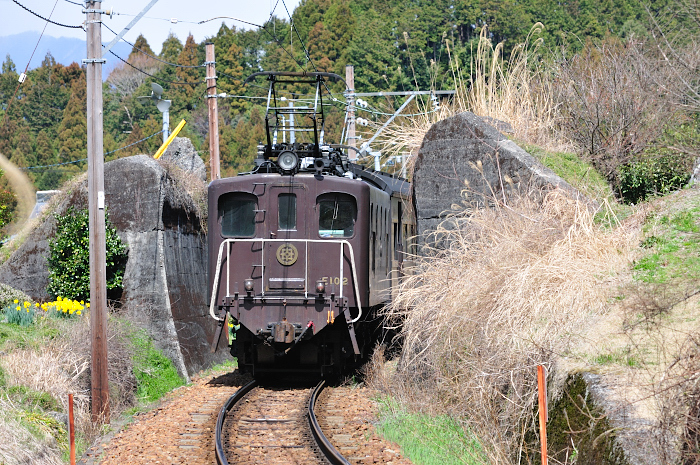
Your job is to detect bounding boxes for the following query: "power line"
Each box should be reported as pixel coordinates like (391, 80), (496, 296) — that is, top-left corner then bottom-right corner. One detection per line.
(107, 49), (202, 86)
(102, 23), (204, 69)
(19, 130), (165, 170)
(114, 12), (199, 25)
(11, 0), (84, 29)
(2, 0), (61, 129)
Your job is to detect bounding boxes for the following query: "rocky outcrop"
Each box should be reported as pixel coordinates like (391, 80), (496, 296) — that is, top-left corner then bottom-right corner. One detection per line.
(0, 154), (227, 379)
(160, 137), (206, 182)
(412, 111), (586, 243)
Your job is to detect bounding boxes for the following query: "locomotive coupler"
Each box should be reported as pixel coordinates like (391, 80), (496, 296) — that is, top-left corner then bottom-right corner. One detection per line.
(272, 318), (295, 343)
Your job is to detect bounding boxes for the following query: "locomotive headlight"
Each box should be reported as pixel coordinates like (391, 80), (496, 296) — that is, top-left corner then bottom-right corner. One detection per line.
(277, 151), (298, 172)
(315, 280), (325, 295)
(244, 279), (254, 294)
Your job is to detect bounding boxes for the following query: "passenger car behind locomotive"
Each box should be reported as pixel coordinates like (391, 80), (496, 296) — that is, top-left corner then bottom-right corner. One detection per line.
(208, 72), (414, 378)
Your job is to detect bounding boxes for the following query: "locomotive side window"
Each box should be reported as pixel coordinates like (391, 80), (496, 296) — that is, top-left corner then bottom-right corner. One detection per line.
(317, 193), (357, 238)
(219, 193), (257, 237)
(278, 193), (297, 230)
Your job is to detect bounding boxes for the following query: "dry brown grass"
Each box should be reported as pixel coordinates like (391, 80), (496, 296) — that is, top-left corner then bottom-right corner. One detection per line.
(0, 397), (63, 465)
(380, 188), (634, 463)
(0, 311), (139, 463)
(370, 24), (567, 174)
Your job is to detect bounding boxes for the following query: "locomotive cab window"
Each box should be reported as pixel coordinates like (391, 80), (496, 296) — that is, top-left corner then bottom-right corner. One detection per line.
(219, 193), (257, 237)
(318, 193), (357, 238)
(278, 193), (296, 230)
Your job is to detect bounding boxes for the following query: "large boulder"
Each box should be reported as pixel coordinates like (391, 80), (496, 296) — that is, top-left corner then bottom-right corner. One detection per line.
(0, 154), (227, 379)
(413, 112), (587, 243)
(160, 137), (206, 182)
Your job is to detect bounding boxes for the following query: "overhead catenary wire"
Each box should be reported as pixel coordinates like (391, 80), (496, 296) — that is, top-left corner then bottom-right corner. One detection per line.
(198, 14), (307, 73)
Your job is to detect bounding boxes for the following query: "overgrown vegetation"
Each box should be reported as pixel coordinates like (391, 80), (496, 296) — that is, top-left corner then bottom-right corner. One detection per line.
(0, 283), (184, 465)
(378, 188), (632, 463)
(47, 207), (127, 301)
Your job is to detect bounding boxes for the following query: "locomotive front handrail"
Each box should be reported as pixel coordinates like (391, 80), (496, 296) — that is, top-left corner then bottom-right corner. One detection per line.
(209, 238), (364, 324)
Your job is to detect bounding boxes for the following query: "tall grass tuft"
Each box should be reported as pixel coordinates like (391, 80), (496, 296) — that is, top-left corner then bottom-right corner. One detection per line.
(382, 188), (634, 463)
(372, 24), (565, 173)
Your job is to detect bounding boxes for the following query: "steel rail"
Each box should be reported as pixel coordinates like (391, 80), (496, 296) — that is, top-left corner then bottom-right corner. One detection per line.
(215, 379), (257, 465)
(308, 380), (352, 465)
(215, 379), (351, 465)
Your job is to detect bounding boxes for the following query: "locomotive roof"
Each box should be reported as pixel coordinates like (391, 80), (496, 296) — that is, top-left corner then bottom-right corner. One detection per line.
(348, 163), (410, 198)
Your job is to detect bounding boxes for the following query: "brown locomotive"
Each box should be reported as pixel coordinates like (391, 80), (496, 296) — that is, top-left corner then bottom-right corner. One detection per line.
(208, 72), (415, 378)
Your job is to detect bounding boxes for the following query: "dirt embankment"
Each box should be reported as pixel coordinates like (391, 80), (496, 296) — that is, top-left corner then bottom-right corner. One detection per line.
(0, 152), (35, 235)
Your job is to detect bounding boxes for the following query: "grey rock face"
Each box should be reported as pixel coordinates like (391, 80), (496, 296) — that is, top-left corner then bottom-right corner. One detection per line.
(0, 154), (227, 378)
(413, 111), (585, 242)
(689, 157), (700, 187)
(160, 137), (206, 181)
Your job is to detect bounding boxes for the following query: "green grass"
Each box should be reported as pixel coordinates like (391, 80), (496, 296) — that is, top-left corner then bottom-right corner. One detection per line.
(129, 329), (185, 402)
(0, 320), (60, 352)
(592, 349), (640, 367)
(523, 144), (613, 202)
(523, 144), (638, 228)
(376, 397), (488, 465)
(634, 206), (700, 285)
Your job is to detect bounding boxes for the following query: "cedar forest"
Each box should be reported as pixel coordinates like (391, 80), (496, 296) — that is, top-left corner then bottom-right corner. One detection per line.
(0, 0), (697, 231)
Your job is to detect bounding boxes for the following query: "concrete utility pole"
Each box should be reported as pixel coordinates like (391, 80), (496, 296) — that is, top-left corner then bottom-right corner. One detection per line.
(206, 43), (220, 180)
(345, 64), (356, 161)
(84, 0), (109, 424)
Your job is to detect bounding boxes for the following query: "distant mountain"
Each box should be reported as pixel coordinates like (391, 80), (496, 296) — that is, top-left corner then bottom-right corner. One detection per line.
(0, 32), (132, 80)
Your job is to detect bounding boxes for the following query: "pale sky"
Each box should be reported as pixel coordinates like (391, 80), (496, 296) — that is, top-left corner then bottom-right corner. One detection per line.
(0, 0), (302, 53)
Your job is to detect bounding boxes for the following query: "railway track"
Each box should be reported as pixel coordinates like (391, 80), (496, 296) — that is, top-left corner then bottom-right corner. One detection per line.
(215, 379), (350, 465)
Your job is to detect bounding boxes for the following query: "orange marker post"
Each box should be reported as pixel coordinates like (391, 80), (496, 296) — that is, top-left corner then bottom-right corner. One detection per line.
(69, 393), (75, 465)
(537, 365), (548, 465)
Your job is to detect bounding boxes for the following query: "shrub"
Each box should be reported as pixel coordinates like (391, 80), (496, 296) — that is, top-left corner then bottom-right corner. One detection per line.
(619, 155), (690, 204)
(383, 189), (632, 462)
(0, 188), (16, 233)
(0, 283), (32, 310)
(47, 207), (127, 301)
(552, 37), (683, 190)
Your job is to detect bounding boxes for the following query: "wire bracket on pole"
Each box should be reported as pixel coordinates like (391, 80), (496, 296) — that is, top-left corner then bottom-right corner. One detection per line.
(82, 58), (107, 64)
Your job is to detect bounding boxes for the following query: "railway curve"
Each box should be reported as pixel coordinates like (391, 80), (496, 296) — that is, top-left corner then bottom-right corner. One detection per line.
(215, 380), (350, 464)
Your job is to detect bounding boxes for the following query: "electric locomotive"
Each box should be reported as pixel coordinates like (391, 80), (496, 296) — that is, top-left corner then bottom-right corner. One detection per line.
(208, 72), (415, 378)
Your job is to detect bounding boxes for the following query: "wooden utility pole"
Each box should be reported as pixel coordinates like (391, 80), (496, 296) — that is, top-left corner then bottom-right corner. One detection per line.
(345, 64), (356, 161)
(206, 43), (220, 180)
(85, 0), (109, 424)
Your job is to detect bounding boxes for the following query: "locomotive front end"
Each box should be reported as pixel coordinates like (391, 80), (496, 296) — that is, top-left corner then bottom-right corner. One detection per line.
(208, 167), (371, 377)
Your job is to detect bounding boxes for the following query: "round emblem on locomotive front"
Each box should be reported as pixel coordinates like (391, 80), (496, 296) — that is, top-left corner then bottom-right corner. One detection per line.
(276, 243), (298, 266)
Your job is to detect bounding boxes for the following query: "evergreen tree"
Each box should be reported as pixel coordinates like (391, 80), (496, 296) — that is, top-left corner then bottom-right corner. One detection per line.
(222, 41), (246, 112)
(57, 74), (87, 166)
(160, 33), (183, 63)
(307, 22), (335, 72)
(175, 34), (203, 110)
(21, 54), (76, 136)
(35, 129), (56, 166)
(129, 34), (156, 60)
